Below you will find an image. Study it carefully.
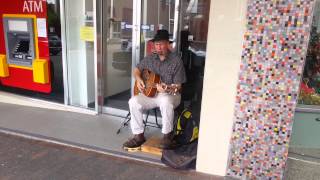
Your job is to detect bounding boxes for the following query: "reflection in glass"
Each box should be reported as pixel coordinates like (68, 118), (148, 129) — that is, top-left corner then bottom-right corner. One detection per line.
(65, 0), (95, 109)
(287, 1), (320, 178)
(103, 0), (176, 111)
(180, 0), (210, 42)
(103, 0), (133, 110)
(299, 1), (320, 105)
(47, 1), (64, 102)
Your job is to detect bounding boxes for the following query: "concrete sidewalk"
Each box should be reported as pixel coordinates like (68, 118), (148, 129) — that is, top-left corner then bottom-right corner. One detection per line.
(0, 102), (163, 163)
(0, 99), (317, 179)
(0, 132), (221, 180)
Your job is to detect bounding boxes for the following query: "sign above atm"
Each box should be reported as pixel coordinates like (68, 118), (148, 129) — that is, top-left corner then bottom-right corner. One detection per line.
(23, 0), (44, 13)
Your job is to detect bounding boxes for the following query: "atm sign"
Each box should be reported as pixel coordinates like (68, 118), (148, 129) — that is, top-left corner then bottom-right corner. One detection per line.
(23, 0), (44, 13)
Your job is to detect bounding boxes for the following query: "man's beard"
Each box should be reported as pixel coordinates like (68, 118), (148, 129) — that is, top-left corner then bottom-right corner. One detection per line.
(157, 51), (164, 55)
(156, 50), (167, 56)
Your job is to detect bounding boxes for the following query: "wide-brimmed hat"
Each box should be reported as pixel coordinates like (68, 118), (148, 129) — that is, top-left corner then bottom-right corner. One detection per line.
(152, 29), (170, 42)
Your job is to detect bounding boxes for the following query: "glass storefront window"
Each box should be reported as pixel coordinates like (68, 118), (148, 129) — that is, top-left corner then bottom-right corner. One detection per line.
(47, 1), (64, 102)
(287, 1), (320, 178)
(142, 0), (176, 40)
(180, 0), (210, 42)
(65, 0), (95, 109)
(299, 1), (320, 105)
(102, 0), (133, 111)
(102, 0), (177, 113)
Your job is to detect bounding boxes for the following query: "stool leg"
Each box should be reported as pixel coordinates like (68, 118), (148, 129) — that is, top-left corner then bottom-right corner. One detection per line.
(116, 112), (131, 134)
(154, 108), (161, 128)
(144, 110), (150, 131)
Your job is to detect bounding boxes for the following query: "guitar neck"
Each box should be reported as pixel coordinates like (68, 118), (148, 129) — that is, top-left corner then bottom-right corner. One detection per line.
(148, 83), (176, 89)
(147, 83), (179, 94)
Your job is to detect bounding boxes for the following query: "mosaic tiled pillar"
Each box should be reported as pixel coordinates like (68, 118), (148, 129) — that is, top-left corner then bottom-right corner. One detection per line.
(227, 0), (316, 179)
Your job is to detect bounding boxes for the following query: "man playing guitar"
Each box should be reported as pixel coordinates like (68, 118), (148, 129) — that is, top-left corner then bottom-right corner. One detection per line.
(123, 29), (186, 151)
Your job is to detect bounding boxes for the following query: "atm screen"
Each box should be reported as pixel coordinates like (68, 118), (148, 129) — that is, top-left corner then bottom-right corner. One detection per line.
(15, 40), (30, 54)
(12, 40), (31, 60)
(8, 20), (28, 32)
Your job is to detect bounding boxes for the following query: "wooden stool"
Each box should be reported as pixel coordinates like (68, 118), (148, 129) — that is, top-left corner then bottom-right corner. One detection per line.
(141, 136), (162, 156)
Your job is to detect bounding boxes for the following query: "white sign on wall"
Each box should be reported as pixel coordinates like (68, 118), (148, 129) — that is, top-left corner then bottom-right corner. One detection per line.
(47, 0), (56, 4)
(37, 18), (47, 37)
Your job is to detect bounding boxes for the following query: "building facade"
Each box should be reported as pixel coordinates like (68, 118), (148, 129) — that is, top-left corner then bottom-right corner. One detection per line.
(0, 0), (319, 179)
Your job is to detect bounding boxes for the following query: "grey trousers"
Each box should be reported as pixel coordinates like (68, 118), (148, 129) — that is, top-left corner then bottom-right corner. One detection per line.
(128, 93), (181, 134)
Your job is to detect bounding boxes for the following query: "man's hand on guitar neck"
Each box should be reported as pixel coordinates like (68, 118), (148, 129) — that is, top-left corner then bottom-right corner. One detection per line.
(156, 83), (167, 93)
(156, 83), (181, 95)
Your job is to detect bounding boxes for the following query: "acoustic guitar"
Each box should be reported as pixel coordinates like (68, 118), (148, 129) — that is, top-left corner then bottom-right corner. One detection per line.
(133, 69), (179, 97)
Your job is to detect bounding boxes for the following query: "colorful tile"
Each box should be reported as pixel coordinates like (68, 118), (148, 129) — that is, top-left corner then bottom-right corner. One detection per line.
(227, 0), (315, 179)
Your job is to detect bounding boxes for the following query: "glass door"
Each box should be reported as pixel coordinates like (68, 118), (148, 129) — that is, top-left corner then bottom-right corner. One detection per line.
(102, 0), (133, 115)
(140, 0), (178, 50)
(102, 0), (179, 115)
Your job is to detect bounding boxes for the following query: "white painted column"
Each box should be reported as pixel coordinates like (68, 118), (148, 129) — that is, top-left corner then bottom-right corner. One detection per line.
(196, 0), (248, 176)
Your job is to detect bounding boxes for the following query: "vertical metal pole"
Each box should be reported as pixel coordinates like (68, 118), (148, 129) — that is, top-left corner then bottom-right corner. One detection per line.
(157, 0), (160, 29)
(142, 0), (147, 56)
(169, 0), (171, 32)
(143, 0), (147, 24)
(172, 0), (180, 49)
(110, 0), (114, 39)
(94, 0), (103, 113)
(131, 0), (141, 96)
(59, 0), (70, 105)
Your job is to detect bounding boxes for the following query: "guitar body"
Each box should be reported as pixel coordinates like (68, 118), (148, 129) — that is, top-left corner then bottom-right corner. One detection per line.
(134, 69), (161, 97)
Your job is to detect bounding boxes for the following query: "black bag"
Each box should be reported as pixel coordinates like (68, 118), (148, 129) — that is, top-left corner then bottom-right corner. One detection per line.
(161, 140), (198, 170)
(161, 106), (200, 170)
(173, 108), (199, 145)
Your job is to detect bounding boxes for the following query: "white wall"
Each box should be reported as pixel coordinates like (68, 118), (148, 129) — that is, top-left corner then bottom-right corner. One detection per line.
(196, 0), (247, 176)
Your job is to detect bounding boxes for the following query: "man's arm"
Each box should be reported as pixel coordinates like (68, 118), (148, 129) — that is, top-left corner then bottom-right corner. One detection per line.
(168, 57), (186, 94)
(133, 67), (145, 91)
(173, 58), (187, 84)
(133, 67), (142, 81)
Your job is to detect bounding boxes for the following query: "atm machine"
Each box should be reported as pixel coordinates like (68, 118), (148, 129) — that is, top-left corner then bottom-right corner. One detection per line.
(0, 14), (51, 93)
(3, 17), (36, 67)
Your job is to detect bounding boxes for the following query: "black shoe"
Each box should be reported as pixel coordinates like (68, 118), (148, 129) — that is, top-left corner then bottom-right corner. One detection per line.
(123, 133), (146, 152)
(159, 131), (175, 149)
